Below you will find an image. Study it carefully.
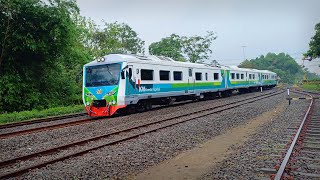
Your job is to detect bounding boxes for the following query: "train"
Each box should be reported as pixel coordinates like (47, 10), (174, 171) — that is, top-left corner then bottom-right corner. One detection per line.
(83, 54), (277, 117)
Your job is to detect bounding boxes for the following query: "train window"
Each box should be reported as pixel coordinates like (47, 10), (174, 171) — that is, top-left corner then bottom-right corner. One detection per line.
(249, 74), (252, 79)
(241, 74), (244, 79)
(205, 73), (208, 81)
(253, 74), (255, 79)
(231, 73), (235, 79)
(85, 64), (121, 87)
(141, 69), (154, 80)
(195, 72), (202, 81)
(214, 73), (219, 80)
(173, 71), (182, 81)
(236, 73), (240, 79)
(159, 70), (170, 81)
(189, 68), (192, 77)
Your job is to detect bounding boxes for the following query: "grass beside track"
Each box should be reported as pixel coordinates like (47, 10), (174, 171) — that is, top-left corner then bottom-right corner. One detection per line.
(301, 83), (320, 91)
(300, 80), (320, 91)
(0, 105), (85, 125)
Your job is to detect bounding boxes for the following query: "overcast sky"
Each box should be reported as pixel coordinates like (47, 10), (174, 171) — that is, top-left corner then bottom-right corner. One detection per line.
(77, 0), (320, 74)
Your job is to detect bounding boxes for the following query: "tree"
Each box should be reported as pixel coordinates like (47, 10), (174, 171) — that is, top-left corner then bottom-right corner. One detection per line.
(238, 53), (304, 84)
(72, 13), (99, 60)
(149, 31), (217, 63)
(0, 0), (89, 112)
(182, 31), (217, 63)
(305, 22), (320, 59)
(149, 34), (184, 61)
(91, 22), (145, 57)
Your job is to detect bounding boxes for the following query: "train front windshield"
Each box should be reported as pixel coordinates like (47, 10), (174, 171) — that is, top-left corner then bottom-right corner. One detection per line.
(85, 63), (121, 87)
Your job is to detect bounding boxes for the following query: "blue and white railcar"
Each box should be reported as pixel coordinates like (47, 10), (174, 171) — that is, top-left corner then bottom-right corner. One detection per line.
(82, 54), (277, 117)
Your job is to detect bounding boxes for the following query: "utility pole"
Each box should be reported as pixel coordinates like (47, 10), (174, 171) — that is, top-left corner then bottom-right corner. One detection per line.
(241, 46), (247, 61)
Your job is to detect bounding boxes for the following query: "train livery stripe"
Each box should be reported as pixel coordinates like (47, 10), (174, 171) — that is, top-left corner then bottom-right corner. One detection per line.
(172, 82), (222, 88)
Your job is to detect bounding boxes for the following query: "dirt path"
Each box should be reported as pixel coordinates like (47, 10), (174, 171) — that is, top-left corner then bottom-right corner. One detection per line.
(131, 101), (288, 180)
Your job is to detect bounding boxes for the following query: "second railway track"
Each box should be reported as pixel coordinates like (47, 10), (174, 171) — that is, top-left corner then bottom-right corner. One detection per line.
(0, 89), (284, 179)
(272, 90), (320, 179)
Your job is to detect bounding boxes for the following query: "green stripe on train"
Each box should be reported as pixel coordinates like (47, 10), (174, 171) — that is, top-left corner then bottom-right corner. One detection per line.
(172, 82), (222, 88)
(230, 80), (259, 85)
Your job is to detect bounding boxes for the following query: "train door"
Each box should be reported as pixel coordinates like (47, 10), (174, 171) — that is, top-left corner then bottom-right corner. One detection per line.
(126, 65), (136, 95)
(224, 70), (229, 89)
(188, 68), (194, 93)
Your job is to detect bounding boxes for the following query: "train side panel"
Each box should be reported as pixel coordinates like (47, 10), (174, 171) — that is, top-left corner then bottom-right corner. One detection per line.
(123, 62), (226, 105)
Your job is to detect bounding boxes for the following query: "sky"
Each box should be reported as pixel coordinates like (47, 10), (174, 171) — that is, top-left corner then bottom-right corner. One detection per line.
(77, 0), (320, 74)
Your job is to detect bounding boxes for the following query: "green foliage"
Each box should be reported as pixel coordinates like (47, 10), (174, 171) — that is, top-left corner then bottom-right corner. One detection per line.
(182, 31), (217, 63)
(305, 23), (320, 59)
(90, 22), (145, 57)
(238, 53), (304, 84)
(149, 34), (184, 61)
(0, 0), (89, 113)
(301, 80), (320, 91)
(0, 105), (84, 124)
(149, 31), (217, 63)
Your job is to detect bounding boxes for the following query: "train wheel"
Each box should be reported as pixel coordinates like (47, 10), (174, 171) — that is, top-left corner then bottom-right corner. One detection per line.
(221, 91), (227, 98)
(136, 101), (146, 113)
(126, 105), (136, 114)
(145, 101), (152, 111)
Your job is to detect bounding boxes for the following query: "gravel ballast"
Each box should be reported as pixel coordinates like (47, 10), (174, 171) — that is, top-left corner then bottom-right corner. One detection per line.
(0, 89), (278, 161)
(200, 94), (310, 179)
(12, 90), (300, 179)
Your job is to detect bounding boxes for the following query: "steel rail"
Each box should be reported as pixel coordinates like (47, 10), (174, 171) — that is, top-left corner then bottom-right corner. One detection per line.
(274, 90), (314, 180)
(0, 112), (87, 129)
(0, 90), (284, 179)
(0, 118), (95, 139)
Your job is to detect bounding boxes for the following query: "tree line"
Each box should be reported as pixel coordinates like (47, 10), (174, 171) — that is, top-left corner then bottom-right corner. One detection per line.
(0, 0), (217, 113)
(0, 0), (318, 113)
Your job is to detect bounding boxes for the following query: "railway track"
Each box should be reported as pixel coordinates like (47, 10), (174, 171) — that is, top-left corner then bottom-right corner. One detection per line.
(269, 90), (320, 179)
(0, 89), (284, 179)
(0, 90), (279, 139)
(0, 112), (87, 130)
(0, 114), (93, 139)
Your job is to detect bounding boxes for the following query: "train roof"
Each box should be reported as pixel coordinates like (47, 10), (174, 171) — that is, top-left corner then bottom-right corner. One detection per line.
(84, 54), (276, 74)
(84, 54), (224, 70)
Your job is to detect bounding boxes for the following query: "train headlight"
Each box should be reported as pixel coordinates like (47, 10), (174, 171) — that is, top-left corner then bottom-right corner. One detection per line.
(86, 93), (93, 97)
(108, 100), (116, 105)
(97, 57), (105, 62)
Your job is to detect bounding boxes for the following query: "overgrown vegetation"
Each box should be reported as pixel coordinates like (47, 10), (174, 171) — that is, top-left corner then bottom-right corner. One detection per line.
(0, 105), (84, 124)
(0, 0), (90, 113)
(301, 80), (320, 91)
